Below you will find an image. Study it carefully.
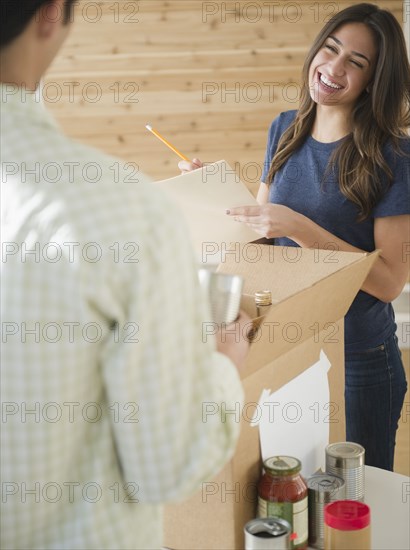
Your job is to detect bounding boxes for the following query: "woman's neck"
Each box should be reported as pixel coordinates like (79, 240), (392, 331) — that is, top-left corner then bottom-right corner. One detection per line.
(311, 105), (353, 143)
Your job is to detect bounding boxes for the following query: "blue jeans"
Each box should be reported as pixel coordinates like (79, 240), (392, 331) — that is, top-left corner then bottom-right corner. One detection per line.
(345, 333), (407, 471)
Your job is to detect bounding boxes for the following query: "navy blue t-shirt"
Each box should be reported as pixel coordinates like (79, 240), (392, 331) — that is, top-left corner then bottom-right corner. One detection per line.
(261, 110), (410, 351)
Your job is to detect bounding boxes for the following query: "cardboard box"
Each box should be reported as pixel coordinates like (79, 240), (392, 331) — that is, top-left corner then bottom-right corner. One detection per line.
(164, 244), (378, 550)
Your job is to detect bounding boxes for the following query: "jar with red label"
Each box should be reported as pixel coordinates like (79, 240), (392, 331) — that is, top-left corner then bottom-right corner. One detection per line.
(257, 456), (308, 550)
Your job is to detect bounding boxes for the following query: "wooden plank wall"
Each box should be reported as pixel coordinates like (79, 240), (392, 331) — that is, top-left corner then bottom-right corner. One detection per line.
(45, 0), (404, 193)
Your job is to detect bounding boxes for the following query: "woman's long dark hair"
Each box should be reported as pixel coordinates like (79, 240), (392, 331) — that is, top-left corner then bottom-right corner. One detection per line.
(267, 3), (410, 221)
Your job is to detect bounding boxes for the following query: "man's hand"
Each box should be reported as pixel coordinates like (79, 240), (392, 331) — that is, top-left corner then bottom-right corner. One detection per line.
(215, 310), (251, 372)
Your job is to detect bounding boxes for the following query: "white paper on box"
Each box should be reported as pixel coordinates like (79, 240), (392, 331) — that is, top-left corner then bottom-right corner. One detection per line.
(251, 350), (331, 477)
(155, 160), (259, 263)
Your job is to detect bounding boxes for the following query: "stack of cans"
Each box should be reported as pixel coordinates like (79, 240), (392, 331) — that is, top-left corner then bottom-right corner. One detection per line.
(307, 473), (345, 549)
(325, 442), (365, 501)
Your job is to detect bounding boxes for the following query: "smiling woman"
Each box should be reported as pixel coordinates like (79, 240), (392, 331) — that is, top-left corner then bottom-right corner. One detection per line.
(249, 3), (410, 474)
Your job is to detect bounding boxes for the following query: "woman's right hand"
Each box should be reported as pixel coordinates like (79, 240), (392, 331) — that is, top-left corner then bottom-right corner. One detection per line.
(178, 158), (203, 174)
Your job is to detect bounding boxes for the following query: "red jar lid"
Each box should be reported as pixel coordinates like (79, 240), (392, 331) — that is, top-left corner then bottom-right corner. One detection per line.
(324, 501), (370, 531)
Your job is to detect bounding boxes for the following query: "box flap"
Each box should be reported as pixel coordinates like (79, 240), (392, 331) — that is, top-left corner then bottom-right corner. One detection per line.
(217, 245), (379, 377)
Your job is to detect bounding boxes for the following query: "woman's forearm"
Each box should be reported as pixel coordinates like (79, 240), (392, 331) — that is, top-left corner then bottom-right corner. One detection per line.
(291, 213), (405, 303)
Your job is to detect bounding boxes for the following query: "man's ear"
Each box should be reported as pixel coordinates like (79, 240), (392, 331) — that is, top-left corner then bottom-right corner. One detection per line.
(36, 0), (67, 39)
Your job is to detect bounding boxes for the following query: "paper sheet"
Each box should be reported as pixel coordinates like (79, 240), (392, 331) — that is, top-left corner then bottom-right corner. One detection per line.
(251, 350), (331, 477)
(155, 160), (259, 264)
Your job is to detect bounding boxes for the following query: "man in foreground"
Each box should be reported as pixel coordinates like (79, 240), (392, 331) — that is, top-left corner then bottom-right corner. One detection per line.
(0, 1), (249, 547)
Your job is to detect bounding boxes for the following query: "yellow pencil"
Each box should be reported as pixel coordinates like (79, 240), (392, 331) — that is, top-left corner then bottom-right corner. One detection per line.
(145, 124), (190, 161)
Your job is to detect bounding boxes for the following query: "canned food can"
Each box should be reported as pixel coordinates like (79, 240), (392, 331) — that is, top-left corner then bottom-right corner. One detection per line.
(244, 517), (291, 550)
(198, 269), (243, 324)
(307, 473), (345, 549)
(325, 442), (365, 501)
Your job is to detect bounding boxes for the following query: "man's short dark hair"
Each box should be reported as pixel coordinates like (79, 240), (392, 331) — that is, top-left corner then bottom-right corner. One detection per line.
(0, 0), (76, 48)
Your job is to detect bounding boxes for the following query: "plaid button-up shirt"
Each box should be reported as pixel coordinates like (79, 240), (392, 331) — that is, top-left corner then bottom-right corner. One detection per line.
(0, 85), (243, 549)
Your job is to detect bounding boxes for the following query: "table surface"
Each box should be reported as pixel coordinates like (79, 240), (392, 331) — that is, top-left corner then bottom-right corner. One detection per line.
(363, 466), (409, 550)
(308, 466), (410, 550)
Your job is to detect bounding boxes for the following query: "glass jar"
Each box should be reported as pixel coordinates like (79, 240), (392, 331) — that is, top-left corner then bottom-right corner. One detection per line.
(255, 290), (273, 317)
(257, 456), (308, 550)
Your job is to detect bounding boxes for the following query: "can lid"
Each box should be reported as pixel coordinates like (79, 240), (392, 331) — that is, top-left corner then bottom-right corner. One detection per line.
(307, 473), (345, 492)
(326, 442), (365, 459)
(245, 517), (291, 537)
(255, 290), (272, 306)
(324, 500), (370, 530)
(264, 456), (301, 475)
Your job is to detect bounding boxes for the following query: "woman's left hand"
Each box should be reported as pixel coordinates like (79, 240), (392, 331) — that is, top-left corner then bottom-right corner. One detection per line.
(226, 203), (300, 240)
